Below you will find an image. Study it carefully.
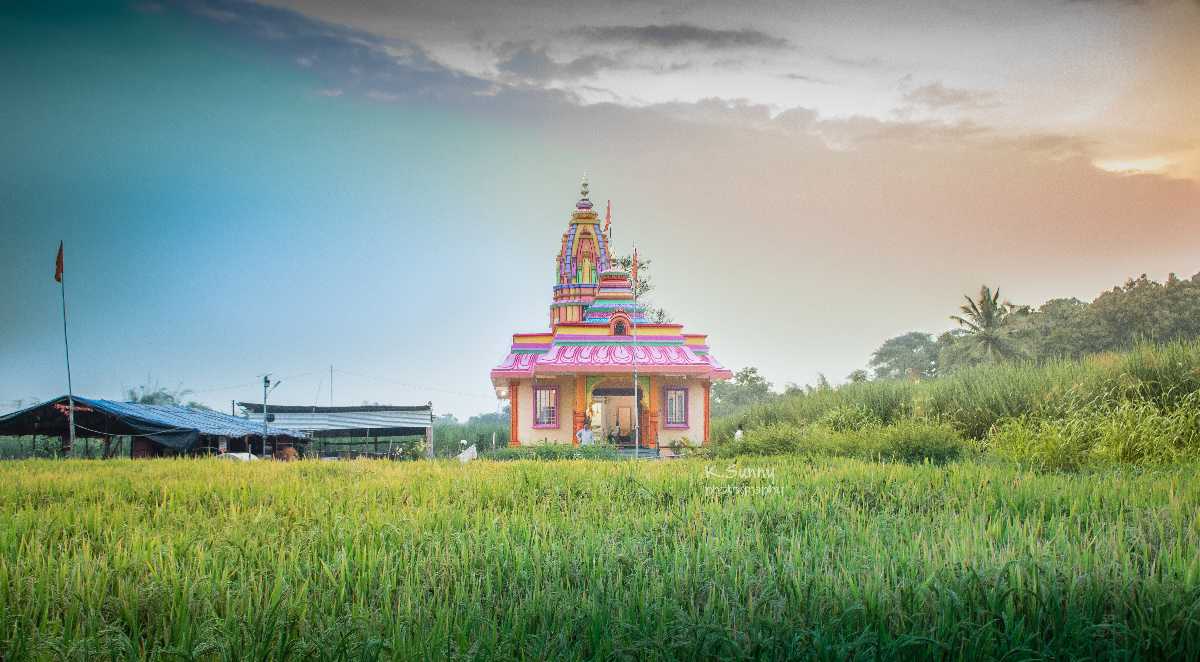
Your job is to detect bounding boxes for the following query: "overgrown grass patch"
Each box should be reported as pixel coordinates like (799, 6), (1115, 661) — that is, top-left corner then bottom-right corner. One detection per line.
(715, 339), (1200, 469)
(481, 443), (621, 461)
(988, 393), (1200, 471)
(716, 419), (969, 464)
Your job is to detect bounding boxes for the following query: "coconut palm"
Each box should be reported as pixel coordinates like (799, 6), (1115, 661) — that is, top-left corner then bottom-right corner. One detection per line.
(950, 286), (1024, 361)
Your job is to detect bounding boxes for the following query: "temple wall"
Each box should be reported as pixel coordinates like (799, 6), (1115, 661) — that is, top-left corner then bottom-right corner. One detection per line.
(655, 378), (708, 447)
(516, 377), (577, 445)
(512, 375), (709, 446)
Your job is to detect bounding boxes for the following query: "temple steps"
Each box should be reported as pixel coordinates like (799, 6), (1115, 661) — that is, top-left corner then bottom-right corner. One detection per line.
(616, 446), (660, 460)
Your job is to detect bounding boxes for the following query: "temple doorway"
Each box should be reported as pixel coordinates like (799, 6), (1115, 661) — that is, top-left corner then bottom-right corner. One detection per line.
(590, 386), (645, 445)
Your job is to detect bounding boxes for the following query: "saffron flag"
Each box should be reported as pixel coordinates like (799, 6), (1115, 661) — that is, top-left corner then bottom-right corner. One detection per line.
(604, 200), (611, 235)
(54, 241), (63, 283)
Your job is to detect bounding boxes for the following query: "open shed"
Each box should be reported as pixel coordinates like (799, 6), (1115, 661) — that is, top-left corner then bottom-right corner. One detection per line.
(0, 395), (308, 457)
(236, 403), (433, 438)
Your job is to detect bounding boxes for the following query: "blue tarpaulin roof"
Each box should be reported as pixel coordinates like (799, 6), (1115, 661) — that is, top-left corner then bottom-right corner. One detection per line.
(0, 395), (307, 451)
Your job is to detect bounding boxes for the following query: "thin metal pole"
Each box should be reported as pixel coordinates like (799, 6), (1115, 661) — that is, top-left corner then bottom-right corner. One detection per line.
(426, 401), (434, 459)
(59, 255), (76, 453)
(262, 375), (269, 458)
(632, 261), (640, 459)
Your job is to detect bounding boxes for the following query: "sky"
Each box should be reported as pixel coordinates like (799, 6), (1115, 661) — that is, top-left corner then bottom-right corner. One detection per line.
(1, 0), (1198, 418)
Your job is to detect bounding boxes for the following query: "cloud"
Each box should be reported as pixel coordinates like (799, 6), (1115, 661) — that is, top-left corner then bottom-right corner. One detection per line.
(172, 0), (1182, 184)
(826, 54), (885, 69)
(495, 42), (617, 81)
(902, 81), (997, 111)
(180, 0), (491, 101)
(573, 23), (788, 50)
(781, 73), (835, 85)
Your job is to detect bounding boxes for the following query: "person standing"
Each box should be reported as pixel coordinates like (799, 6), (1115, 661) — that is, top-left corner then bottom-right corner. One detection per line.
(734, 425), (745, 442)
(576, 419), (594, 446)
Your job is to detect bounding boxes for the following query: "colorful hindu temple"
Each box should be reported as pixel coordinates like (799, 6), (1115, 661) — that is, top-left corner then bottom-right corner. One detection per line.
(490, 178), (732, 448)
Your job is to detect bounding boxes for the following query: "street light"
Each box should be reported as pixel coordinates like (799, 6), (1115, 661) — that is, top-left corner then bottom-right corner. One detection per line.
(261, 374), (281, 458)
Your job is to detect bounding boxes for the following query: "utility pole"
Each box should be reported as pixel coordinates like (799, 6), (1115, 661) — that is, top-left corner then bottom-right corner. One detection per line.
(632, 249), (640, 460)
(262, 375), (269, 458)
(426, 401), (434, 460)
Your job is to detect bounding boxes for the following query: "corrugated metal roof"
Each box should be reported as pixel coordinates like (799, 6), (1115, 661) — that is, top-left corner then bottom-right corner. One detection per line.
(237, 403), (431, 414)
(83, 398), (307, 439)
(237, 404), (432, 434)
(0, 395), (308, 450)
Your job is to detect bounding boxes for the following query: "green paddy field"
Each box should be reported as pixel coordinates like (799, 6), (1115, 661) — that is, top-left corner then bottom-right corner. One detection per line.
(1, 457), (1197, 660)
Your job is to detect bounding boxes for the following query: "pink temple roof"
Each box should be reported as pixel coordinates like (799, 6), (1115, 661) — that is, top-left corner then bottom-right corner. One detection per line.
(491, 344), (733, 383)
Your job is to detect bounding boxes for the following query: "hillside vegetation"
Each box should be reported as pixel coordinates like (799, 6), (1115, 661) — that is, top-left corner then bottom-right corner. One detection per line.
(714, 339), (1200, 470)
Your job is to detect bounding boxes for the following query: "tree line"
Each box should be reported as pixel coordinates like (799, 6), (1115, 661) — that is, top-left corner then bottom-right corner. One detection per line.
(867, 272), (1200, 381)
(713, 271), (1200, 416)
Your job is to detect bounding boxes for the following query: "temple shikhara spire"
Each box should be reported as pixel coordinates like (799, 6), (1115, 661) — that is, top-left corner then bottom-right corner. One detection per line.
(491, 178), (732, 450)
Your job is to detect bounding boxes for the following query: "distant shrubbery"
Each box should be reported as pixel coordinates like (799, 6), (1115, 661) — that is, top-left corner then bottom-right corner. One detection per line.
(714, 339), (1200, 469)
(988, 392), (1200, 471)
(482, 443), (621, 461)
(716, 420), (967, 465)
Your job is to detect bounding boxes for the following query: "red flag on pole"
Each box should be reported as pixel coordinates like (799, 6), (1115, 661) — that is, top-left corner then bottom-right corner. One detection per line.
(54, 241), (64, 283)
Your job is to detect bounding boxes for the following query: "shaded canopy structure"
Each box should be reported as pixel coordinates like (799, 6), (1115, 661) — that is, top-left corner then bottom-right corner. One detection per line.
(0, 396), (307, 454)
(237, 403), (433, 438)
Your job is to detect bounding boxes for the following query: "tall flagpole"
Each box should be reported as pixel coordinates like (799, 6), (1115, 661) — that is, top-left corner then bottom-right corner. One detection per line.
(631, 246), (639, 459)
(57, 242), (76, 453)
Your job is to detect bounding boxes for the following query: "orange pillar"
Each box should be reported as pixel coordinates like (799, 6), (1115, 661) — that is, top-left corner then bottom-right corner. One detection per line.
(572, 375), (586, 446)
(646, 376), (659, 448)
(703, 380), (712, 444)
(509, 380), (520, 447)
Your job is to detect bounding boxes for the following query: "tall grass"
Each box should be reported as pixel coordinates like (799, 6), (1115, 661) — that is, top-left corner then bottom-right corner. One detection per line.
(716, 339), (1200, 442)
(715, 420), (969, 465)
(1, 457), (1199, 660)
(989, 392), (1200, 471)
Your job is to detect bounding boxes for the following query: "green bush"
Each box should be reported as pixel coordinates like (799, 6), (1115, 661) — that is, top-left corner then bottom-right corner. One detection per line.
(717, 419), (967, 464)
(715, 422), (805, 457)
(482, 443), (621, 461)
(989, 393), (1200, 471)
(712, 379), (915, 440)
(816, 404), (881, 431)
(874, 419), (968, 464)
(716, 339), (1200, 460)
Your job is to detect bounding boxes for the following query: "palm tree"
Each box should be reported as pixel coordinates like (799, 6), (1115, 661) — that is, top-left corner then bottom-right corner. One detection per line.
(950, 286), (1023, 361)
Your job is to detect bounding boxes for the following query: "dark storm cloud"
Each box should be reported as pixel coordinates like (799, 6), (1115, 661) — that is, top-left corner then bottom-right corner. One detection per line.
(495, 42), (617, 81)
(180, 0), (492, 100)
(572, 23), (788, 50)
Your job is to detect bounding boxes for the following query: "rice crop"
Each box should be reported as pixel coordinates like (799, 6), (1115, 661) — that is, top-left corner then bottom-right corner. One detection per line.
(1, 457), (1198, 660)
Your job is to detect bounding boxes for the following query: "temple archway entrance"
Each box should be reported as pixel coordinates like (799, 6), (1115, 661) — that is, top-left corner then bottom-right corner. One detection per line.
(589, 383), (648, 446)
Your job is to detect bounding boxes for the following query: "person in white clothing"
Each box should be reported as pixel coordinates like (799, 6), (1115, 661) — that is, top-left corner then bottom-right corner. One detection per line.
(576, 420), (594, 446)
(734, 425), (745, 442)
